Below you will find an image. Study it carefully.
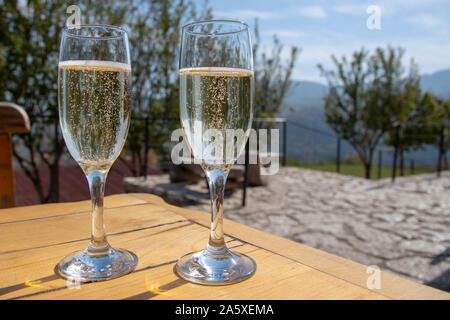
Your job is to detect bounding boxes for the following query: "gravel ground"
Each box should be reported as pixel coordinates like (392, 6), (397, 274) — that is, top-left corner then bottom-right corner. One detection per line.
(126, 168), (450, 291)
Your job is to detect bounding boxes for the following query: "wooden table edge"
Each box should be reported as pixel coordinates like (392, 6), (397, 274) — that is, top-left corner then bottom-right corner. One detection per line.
(1, 193), (448, 300)
(127, 193), (450, 300)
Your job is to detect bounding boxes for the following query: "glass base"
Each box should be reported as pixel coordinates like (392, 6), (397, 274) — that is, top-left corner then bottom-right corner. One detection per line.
(55, 246), (138, 283)
(175, 247), (256, 285)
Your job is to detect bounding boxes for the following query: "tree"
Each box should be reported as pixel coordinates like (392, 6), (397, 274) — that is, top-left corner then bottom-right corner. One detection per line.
(0, 0), (300, 203)
(0, 0), (132, 203)
(0, 0), (193, 201)
(384, 86), (437, 176)
(421, 93), (450, 170)
(123, 13), (299, 174)
(252, 20), (299, 125)
(319, 47), (421, 179)
(371, 47), (429, 176)
(120, 0), (212, 175)
(318, 49), (382, 179)
(1, 0), (70, 203)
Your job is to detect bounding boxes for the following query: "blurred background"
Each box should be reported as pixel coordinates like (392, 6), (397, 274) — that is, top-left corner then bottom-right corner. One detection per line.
(1, 0), (449, 292)
(1, 0), (448, 205)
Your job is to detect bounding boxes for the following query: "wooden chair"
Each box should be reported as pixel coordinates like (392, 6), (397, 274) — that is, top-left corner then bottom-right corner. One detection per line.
(0, 102), (30, 208)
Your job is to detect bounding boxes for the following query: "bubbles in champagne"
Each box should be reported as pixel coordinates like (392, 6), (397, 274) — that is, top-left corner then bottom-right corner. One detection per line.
(179, 67), (253, 169)
(58, 60), (132, 174)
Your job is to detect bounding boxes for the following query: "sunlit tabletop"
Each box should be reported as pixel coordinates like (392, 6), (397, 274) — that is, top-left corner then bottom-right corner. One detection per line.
(0, 193), (447, 300)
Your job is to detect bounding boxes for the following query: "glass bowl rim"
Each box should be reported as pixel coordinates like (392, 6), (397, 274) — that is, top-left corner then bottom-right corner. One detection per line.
(62, 24), (128, 40)
(182, 19), (249, 36)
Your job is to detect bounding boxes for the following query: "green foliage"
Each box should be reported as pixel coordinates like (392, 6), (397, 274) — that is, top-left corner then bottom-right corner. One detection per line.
(0, 0), (69, 202)
(421, 93), (450, 168)
(318, 46), (429, 179)
(374, 49), (449, 174)
(286, 160), (436, 179)
(122, 0), (212, 174)
(318, 49), (381, 178)
(0, 0), (301, 202)
(0, 0), (209, 199)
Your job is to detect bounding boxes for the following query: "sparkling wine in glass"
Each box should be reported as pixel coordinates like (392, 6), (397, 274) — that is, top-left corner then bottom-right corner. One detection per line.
(56, 25), (137, 282)
(176, 20), (256, 285)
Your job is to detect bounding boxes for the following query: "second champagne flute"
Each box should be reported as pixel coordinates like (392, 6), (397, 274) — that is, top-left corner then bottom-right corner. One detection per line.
(176, 20), (256, 285)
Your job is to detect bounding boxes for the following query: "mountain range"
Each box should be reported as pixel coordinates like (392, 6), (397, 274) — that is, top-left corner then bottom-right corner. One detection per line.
(279, 69), (450, 164)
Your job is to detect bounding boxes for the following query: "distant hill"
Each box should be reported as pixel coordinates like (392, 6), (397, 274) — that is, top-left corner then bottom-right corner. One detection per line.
(278, 80), (346, 163)
(278, 70), (450, 164)
(420, 69), (450, 99)
(281, 80), (328, 112)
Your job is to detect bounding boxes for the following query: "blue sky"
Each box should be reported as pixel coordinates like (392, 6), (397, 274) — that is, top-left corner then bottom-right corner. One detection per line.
(206, 0), (450, 83)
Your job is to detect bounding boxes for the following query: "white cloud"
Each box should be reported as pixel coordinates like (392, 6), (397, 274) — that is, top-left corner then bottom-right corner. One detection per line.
(210, 1), (450, 82)
(214, 9), (281, 21)
(333, 4), (366, 16)
(298, 6), (327, 19)
(375, 0), (447, 17)
(333, 0), (448, 18)
(406, 14), (442, 28)
(395, 40), (450, 74)
(290, 39), (450, 82)
(266, 29), (308, 38)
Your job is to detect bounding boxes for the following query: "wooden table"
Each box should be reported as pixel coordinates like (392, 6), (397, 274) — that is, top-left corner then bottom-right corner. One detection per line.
(0, 193), (448, 300)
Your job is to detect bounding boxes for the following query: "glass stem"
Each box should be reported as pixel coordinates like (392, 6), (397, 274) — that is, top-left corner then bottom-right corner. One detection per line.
(204, 168), (229, 254)
(86, 171), (110, 254)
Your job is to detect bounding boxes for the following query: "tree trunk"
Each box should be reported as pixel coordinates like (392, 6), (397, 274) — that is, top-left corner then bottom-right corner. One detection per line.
(399, 150), (404, 176)
(48, 162), (59, 203)
(364, 162), (371, 179)
(443, 152), (448, 170)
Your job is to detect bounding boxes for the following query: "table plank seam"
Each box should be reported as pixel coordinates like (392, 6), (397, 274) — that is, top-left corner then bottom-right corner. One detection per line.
(147, 201), (407, 300)
(122, 278), (187, 300)
(3, 194), (436, 300)
(8, 258), (179, 300)
(0, 274), (60, 298)
(135, 202), (392, 298)
(0, 219), (190, 256)
(8, 242), (253, 300)
(0, 202), (159, 226)
(180, 216), (393, 300)
(233, 238), (395, 299)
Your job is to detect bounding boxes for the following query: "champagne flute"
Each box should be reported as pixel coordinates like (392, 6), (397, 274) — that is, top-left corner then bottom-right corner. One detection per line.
(56, 25), (137, 282)
(176, 20), (256, 285)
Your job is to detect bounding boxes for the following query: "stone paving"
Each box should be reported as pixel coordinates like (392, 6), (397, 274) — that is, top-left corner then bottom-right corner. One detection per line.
(126, 168), (450, 291)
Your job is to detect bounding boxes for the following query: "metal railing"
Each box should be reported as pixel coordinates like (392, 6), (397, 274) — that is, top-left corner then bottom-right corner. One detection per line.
(14, 115), (448, 206)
